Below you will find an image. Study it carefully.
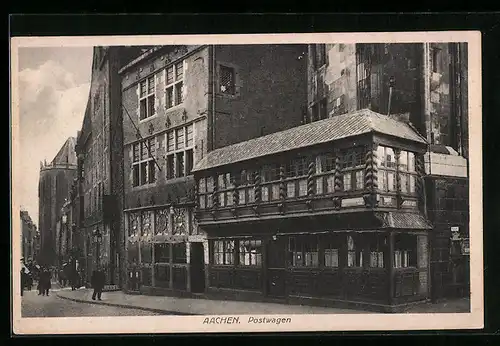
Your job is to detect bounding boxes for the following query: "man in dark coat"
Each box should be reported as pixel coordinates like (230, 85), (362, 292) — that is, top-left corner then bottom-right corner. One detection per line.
(91, 269), (105, 300)
(41, 268), (51, 296)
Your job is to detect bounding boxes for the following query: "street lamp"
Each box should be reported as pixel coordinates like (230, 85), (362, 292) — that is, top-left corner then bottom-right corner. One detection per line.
(93, 228), (103, 269)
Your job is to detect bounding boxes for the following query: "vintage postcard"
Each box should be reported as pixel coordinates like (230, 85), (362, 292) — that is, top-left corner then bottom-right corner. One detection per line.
(10, 31), (483, 334)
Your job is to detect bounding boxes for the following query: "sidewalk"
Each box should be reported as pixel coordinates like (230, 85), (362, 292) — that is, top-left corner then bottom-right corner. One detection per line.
(56, 289), (470, 315)
(56, 289), (370, 315)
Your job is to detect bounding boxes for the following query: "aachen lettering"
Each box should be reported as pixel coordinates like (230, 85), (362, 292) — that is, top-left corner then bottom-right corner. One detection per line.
(202, 316), (241, 324)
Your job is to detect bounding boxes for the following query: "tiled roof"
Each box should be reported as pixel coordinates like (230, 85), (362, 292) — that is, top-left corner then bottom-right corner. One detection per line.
(193, 109), (427, 172)
(374, 211), (433, 230)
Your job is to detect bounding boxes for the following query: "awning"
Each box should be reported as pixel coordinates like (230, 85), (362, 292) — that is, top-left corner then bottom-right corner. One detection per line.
(374, 211), (433, 230)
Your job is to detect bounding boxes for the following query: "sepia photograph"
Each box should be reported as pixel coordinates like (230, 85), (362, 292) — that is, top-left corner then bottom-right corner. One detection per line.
(10, 32), (483, 334)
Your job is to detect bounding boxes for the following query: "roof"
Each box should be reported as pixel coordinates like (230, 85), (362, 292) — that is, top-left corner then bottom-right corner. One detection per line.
(193, 109), (427, 172)
(374, 211), (433, 230)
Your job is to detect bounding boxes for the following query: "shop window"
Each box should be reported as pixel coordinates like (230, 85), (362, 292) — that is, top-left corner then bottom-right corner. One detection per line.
(238, 239), (262, 266)
(141, 242), (152, 264)
(288, 236), (319, 267)
(394, 234), (417, 268)
(324, 235), (341, 268)
(172, 243), (187, 264)
(212, 240), (235, 265)
(368, 233), (385, 268)
(347, 235), (363, 268)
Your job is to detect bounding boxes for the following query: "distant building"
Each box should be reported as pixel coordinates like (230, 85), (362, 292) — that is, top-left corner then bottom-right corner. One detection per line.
(119, 44), (307, 295)
(38, 137), (77, 266)
(20, 210), (37, 262)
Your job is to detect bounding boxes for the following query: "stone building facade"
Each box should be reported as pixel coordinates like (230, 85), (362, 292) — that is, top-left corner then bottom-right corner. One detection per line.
(38, 137), (77, 266)
(306, 42), (470, 302)
(119, 44), (307, 295)
(75, 46), (146, 286)
(20, 210), (37, 262)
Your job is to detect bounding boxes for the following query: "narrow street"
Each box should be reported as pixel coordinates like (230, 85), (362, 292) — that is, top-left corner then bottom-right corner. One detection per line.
(21, 284), (163, 317)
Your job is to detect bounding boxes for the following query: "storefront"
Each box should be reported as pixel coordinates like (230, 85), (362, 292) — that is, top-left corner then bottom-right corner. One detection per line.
(124, 204), (207, 295)
(193, 109), (433, 312)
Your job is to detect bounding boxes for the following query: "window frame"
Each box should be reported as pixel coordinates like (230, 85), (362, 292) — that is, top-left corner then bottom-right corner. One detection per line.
(131, 137), (157, 188)
(288, 235), (320, 268)
(219, 64), (236, 95)
(238, 239), (263, 267)
(211, 239), (235, 266)
(138, 75), (156, 121)
(165, 123), (195, 181)
(164, 60), (184, 110)
(340, 147), (366, 192)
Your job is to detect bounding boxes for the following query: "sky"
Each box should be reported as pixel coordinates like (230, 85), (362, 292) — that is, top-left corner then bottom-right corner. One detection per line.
(16, 47), (93, 226)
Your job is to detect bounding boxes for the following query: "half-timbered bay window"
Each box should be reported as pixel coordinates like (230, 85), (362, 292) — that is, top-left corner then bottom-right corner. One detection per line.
(217, 173), (235, 207)
(198, 176), (214, 209)
(285, 156), (309, 198)
(261, 164), (281, 202)
(139, 76), (156, 120)
(212, 240), (235, 265)
(341, 147), (365, 191)
(239, 239), (262, 266)
(324, 234), (341, 268)
(165, 124), (194, 180)
(368, 233), (386, 268)
(288, 235), (319, 267)
(132, 138), (156, 187)
(394, 234), (417, 268)
(235, 170), (255, 205)
(377, 145), (397, 192)
(347, 234), (363, 268)
(317, 152), (336, 194)
(165, 61), (184, 109)
(398, 150), (417, 194)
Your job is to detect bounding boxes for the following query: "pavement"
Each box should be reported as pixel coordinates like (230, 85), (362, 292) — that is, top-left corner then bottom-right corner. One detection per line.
(21, 282), (164, 317)
(55, 288), (471, 315)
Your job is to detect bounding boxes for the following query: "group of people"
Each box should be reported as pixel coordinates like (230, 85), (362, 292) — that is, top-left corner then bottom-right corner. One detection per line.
(20, 266), (52, 296)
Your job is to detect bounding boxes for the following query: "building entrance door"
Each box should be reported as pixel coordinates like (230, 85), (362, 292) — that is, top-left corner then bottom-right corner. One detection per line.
(190, 242), (206, 293)
(266, 237), (287, 298)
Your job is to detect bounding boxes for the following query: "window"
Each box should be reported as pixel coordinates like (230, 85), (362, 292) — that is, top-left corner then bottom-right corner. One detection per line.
(347, 235), (363, 268)
(219, 65), (235, 95)
(368, 233), (385, 268)
(139, 76), (156, 120)
(332, 95), (346, 116)
(131, 138), (156, 187)
(288, 236), (319, 267)
(165, 61), (184, 109)
(431, 48), (440, 73)
(377, 146), (397, 193)
(311, 97), (327, 122)
(341, 147), (365, 192)
(399, 150), (417, 194)
(313, 44), (327, 69)
(239, 239), (262, 266)
(356, 46), (371, 109)
(154, 243), (170, 263)
(394, 234), (417, 268)
(172, 243), (187, 264)
(324, 235), (341, 268)
(212, 240), (235, 265)
(165, 124), (195, 180)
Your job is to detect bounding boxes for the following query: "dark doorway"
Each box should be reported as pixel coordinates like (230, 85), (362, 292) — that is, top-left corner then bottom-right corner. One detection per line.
(266, 237), (287, 298)
(190, 242), (206, 293)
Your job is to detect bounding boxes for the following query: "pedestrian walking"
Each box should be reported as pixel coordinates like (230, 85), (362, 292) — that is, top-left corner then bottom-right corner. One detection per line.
(41, 268), (51, 296)
(91, 269), (105, 301)
(71, 270), (81, 291)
